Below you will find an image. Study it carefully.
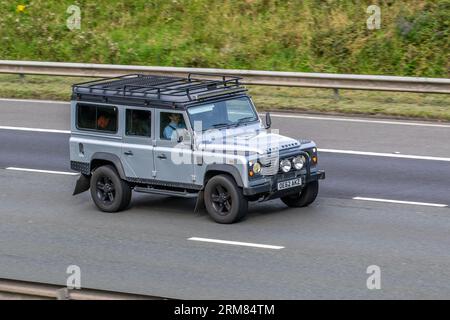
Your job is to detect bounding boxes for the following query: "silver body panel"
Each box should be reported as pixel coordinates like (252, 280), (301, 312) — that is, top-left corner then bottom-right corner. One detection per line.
(69, 100), (317, 190)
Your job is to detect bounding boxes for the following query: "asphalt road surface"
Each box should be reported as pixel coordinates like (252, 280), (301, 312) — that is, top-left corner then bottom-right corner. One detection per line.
(0, 98), (449, 299)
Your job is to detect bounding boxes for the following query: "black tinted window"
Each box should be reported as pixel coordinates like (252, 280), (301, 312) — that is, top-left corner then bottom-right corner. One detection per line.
(77, 104), (96, 130)
(126, 109), (151, 137)
(77, 104), (117, 133)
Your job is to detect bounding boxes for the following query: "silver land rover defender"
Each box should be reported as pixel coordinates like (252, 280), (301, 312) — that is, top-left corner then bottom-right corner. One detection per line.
(70, 73), (325, 223)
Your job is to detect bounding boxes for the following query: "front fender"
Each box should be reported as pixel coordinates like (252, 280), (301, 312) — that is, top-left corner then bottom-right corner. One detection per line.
(204, 164), (245, 187)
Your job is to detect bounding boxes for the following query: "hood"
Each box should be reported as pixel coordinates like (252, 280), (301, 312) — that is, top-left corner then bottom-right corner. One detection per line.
(197, 125), (301, 156)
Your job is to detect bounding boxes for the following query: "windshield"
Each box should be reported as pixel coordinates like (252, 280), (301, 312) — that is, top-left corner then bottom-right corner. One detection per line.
(187, 96), (258, 131)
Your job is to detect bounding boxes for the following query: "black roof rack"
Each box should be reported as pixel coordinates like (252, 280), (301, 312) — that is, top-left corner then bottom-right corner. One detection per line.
(72, 73), (248, 106)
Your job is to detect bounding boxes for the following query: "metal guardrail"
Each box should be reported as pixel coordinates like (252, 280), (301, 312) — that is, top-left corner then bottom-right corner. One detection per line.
(0, 60), (449, 94)
(0, 278), (168, 300)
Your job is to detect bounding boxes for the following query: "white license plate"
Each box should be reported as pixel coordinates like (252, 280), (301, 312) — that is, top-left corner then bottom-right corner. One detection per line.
(277, 178), (302, 191)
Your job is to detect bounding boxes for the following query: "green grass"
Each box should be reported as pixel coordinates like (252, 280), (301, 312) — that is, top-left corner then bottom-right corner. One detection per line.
(0, 74), (92, 101)
(1, 74), (449, 121)
(249, 85), (450, 121)
(0, 0), (448, 77)
(1, 1), (448, 119)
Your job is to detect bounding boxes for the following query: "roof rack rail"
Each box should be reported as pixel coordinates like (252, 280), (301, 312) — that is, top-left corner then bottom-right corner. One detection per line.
(72, 73), (247, 104)
(187, 72), (242, 84)
(73, 74), (143, 88)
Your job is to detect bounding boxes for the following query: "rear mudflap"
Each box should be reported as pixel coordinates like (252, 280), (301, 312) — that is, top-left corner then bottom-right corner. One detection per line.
(73, 174), (91, 196)
(194, 190), (205, 213)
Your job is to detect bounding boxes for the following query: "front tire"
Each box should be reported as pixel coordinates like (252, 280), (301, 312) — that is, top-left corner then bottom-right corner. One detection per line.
(281, 180), (319, 208)
(204, 174), (248, 224)
(90, 165), (132, 212)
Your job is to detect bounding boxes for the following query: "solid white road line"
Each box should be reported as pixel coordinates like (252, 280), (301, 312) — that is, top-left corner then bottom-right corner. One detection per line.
(5, 167), (79, 176)
(188, 237), (284, 250)
(1, 125), (450, 162)
(0, 98), (68, 104)
(0, 97), (446, 128)
(0, 125), (70, 134)
(0, 97), (447, 128)
(353, 197), (448, 208)
(319, 148), (450, 162)
(270, 113), (450, 128)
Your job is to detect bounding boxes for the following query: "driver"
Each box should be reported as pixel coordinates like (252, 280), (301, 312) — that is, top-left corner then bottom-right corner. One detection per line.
(163, 113), (186, 140)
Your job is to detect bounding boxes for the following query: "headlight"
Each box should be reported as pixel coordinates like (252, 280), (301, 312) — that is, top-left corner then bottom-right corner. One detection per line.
(253, 162), (261, 174)
(292, 156), (304, 170)
(280, 159), (292, 173)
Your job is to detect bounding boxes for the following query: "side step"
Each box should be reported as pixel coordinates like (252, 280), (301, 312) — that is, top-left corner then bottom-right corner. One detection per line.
(134, 186), (199, 198)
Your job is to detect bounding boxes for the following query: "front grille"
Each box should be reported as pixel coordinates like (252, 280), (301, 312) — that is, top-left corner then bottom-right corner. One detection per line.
(259, 153), (279, 176)
(259, 147), (309, 176)
(260, 155), (302, 176)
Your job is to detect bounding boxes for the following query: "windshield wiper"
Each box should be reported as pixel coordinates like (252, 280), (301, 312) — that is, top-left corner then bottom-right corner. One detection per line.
(211, 117), (255, 129)
(235, 116), (257, 126)
(211, 122), (231, 128)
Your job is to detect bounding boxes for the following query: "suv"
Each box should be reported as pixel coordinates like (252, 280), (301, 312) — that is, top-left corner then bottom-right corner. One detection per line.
(70, 73), (325, 223)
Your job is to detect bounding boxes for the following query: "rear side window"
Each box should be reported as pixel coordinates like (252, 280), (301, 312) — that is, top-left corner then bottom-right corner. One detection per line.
(77, 104), (118, 133)
(126, 109), (151, 137)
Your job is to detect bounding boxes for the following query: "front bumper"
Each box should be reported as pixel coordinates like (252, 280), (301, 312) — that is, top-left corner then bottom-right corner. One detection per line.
(243, 169), (325, 197)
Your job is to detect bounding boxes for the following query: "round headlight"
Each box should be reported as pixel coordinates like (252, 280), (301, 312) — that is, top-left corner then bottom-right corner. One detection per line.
(253, 162), (261, 174)
(293, 156), (304, 170)
(280, 159), (292, 173)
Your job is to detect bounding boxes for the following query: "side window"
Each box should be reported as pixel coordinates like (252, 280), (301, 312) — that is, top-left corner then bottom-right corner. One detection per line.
(77, 104), (96, 130)
(126, 109), (151, 137)
(77, 104), (117, 133)
(160, 112), (186, 140)
(97, 106), (117, 132)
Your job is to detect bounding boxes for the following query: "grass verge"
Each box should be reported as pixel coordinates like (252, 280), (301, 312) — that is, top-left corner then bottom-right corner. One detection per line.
(0, 74), (449, 122)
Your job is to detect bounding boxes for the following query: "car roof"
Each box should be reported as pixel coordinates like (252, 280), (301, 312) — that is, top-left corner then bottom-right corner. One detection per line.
(72, 73), (248, 109)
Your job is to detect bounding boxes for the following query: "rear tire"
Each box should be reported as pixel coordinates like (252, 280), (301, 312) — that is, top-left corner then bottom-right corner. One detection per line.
(281, 180), (319, 208)
(204, 174), (248, 224)
(90, 165), (132, 212)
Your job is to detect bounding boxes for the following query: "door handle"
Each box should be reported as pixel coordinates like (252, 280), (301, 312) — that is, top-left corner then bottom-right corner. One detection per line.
(124, 150), (133, 156)
(157, 154), (167, 159)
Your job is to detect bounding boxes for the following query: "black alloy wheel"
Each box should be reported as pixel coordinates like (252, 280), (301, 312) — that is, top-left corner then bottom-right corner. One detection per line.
(204, 174), (248, 224)
(90, 165), (132, 212)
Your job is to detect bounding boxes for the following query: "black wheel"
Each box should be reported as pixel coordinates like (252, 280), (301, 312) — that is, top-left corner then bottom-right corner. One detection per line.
(204, 174), (248, 224)
(90, 165), (131, 212)
(281, 180), (319, 208)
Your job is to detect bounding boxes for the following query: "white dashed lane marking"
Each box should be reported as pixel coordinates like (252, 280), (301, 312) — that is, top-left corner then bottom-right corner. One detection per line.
(353, 197), (448, 208)
(5, 167), (79, 176)
(188, 237), (285, 250)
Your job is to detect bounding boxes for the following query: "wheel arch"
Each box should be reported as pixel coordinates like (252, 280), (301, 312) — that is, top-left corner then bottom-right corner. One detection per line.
(90, 152), (126, 179)
(204, 164), (244, 188)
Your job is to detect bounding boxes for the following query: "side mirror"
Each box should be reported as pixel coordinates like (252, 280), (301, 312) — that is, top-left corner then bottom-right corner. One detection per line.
(176, 128), (191, 144)
(265, 112), (272, 129)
